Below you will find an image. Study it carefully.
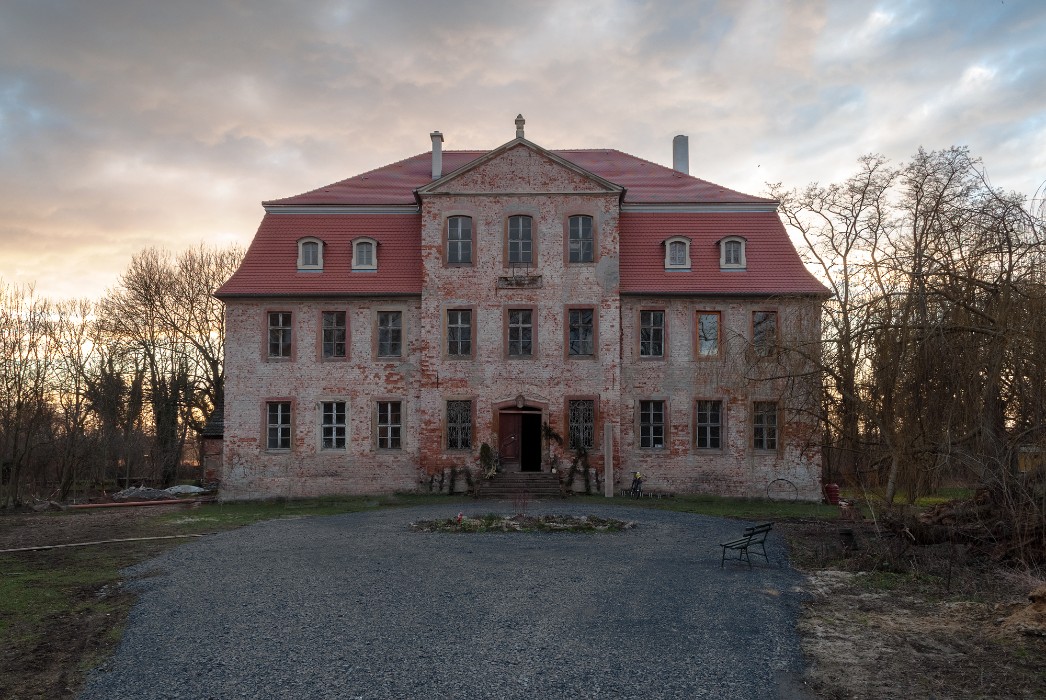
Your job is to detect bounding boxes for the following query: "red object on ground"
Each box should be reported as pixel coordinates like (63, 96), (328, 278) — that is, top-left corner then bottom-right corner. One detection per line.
(823, 483), (841, 505)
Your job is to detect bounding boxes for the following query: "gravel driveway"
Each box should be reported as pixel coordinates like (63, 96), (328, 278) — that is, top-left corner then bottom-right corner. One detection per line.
(80, 502), (810, 700)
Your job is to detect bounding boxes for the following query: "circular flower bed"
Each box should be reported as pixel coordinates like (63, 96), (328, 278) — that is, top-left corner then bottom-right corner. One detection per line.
(410, 513), (635, 533)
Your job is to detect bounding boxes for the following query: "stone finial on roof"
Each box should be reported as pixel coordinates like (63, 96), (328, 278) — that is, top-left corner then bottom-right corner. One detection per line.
(515, 114), (525, 139)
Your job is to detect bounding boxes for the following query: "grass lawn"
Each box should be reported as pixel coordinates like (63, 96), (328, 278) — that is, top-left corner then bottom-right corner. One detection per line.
(576, 493), (841, 520)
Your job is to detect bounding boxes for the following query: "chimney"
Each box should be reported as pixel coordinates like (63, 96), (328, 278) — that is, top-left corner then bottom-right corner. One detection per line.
(672, 134), (689, 175)
(515, 114), (525, 139)
(430, 130), (444, 179)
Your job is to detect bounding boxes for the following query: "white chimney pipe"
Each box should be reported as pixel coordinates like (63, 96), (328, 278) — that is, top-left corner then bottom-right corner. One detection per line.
(672, 134), (689, 175)
(431, 131), (444, 179)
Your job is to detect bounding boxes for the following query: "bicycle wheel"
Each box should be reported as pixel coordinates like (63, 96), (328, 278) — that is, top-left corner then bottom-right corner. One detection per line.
(766, 478), (798, 502)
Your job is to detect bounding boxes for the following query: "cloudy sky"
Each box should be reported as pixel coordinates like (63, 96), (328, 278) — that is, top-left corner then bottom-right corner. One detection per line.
(2, 0), (1044, 300)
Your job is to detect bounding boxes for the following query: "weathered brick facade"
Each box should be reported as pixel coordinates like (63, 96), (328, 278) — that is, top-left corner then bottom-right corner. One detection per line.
(217, 126), (826, 500)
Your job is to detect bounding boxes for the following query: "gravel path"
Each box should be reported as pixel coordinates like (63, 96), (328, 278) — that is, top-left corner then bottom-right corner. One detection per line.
(80, 502), (811, 700)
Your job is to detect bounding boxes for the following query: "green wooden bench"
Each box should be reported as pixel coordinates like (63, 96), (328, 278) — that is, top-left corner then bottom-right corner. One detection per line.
(720, 522), (773, 568)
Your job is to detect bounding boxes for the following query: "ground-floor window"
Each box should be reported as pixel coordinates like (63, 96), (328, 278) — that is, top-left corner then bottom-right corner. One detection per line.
(753, 401), (778, 450)
(321, 401), (346, 449)
(695, 400), (722, 449)
(639, 400), (665, 449)
(377, 401), (402, 449)
(266, 402), (291, 450)
(568, 399), (595, 449)
(446, 400), (472, 450)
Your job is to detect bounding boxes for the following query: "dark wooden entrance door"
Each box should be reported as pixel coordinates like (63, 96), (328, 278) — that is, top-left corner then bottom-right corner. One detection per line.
(500, 413), (521, 470)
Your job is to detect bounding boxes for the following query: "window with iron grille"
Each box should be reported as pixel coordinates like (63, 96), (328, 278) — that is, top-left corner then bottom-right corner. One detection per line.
(507, 309), (533, 356)
(447, 216), (472, 264)
(695, 400), (722, 449)
(697, 312), (719, 357)
(447, 309), (472, 356)
(321, 401), (346, 449)
(753, 401), (778, 450)
(639, 310), (664, 357)
(377, 311), (402, 357)
(568, 308), (594, 356)
(268, 312), (292, 358)
(568, 215), (593, 263)
(753, 311), (777, 356)
(266, 402), (291, 450)
(377, 401), (402, 449)
(568, 399), (595, 450)
(322, 311), (346, 358)
(446, 400), (472, 450)
(507, 215), (533, 265)
(639, 400), (665, 449)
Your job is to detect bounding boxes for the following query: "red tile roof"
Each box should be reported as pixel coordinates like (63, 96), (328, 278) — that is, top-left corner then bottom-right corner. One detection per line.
(216, 214), (422, 297)
(265, 149), (774, 206)
(619, 213), (828, 296)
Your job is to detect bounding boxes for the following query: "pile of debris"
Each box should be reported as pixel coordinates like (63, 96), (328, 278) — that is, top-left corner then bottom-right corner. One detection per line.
(112, 484), (209, 502)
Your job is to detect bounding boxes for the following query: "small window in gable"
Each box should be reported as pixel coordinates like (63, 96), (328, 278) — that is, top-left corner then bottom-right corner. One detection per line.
(719, 236), (747, 269)
(664, 237), (691, 270)
(297, 238), (323, 270)
(352, 238), (378, 271)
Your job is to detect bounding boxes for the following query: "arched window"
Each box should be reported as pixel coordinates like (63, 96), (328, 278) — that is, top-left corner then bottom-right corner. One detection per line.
(663, 236), (691, 270)
(297, 237), (323, 270)
(719, 236), (747, 269)
(352, 237), (378, 271)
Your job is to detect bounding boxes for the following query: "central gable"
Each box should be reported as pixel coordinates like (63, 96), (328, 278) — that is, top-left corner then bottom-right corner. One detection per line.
(418, 141), (623, 197)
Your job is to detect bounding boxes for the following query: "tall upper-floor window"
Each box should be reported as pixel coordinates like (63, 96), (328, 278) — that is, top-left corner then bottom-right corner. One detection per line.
(697, 311), (720, 357)
(353, 238), (377, 271)
(447, 309), (472, 357)
(753, 311), (777, 356)
(720, 236), (747, 269)
(377, 311), (402, 358)
(268, 312), (292, 358)
(639, 310), (665, 357)
(568, 308), (595, 356)
(568, 215), (594, 263)
(507, 215), (533, 265)
(447, 216), (473, 265)
(322, 311), (346, 359)
(507, 309), (533, 356)
(297, 238), (323, 270)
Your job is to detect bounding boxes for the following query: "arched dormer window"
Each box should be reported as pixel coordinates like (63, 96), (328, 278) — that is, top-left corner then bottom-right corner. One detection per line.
(297, 237), (324, 270)
(663, 236), (691, 270)
(719, 236), (747, 269)
(352, 237), (378, 271)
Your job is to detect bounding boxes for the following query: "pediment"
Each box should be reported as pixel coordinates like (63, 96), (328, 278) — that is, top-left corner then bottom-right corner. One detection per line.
(418, 140), (623, 196)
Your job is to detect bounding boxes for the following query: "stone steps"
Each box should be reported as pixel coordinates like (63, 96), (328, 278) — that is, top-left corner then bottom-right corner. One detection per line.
(475, 472), (563, 498)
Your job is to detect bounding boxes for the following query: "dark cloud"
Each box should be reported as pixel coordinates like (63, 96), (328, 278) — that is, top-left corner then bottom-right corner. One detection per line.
(1, 0), (1044, 299)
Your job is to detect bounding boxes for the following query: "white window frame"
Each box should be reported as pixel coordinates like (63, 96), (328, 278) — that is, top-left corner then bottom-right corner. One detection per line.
(663, 236), (691, 270)
(320, 401), (347, 450)
(297, 237), (324, 270)
(352, 237), (378, 271)
(266, 401), (292, 451)
(719, 236), (747, 269)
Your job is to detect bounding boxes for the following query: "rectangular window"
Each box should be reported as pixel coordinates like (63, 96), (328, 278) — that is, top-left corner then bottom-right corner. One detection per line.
(568, 215), (593, 263)
(322, 311), (346, 359)
(268, 312), (292, 358)
(753, 401), (778, 450)
(639, 400), (665, 449)
(266, 402), (291, 450)
(446, 400), (472, 450)
(568, 399), (595, 450)
(568, 308), (594, 356)
(447, 309), (472, 357)
(508, 215), (533, 265)
(639, 310), (665, 357)
(447, 216), (472, 264)
(753, 311), (777, 356)
(697, 312), (720, 357)
(507, 309), (533, 356)
(377, 401), (402, 449)
(377, 311), (402, 358)
(321, 401), (346, 449)
(695, 400), (722, 449)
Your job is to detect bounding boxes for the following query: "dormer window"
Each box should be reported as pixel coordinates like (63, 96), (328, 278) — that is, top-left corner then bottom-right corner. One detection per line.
(663, 237), (691, 270)
(719, 236), (747, 269)
(352, 237), (378, 271)
(297, 238), (323, 270)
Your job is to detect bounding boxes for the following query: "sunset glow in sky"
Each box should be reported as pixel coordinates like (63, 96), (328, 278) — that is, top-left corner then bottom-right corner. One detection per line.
(2, 1), (1045, 300)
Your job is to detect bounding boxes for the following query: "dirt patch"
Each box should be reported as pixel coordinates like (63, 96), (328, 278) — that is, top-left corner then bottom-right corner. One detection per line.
(781, 521), (1046, 699)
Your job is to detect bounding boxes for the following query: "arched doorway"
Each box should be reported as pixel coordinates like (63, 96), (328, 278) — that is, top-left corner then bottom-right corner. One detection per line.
(496, 402), (544, 472)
